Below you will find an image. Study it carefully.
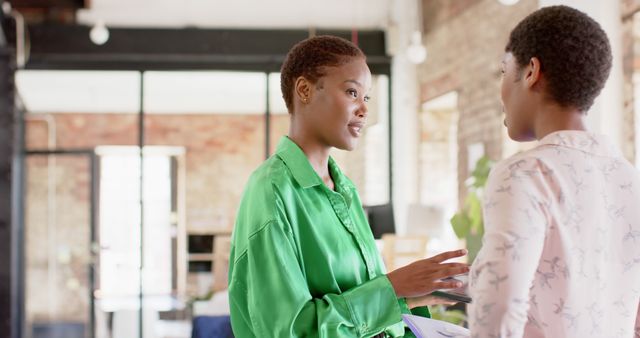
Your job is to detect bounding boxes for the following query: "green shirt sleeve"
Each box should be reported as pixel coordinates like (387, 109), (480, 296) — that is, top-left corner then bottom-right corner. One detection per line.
(229, 138), (431, 337)
(229, 217), (406, 338)
(396, 297), (431, 318)
(410, 306), (431, 318)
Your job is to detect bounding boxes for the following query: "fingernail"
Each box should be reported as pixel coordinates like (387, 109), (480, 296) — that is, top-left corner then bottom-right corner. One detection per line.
(456, 282), (463, 287)
(460, 249), (468, 254)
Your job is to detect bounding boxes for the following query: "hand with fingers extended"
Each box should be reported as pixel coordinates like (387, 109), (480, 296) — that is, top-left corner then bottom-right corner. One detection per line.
(386, 249), (469, 299)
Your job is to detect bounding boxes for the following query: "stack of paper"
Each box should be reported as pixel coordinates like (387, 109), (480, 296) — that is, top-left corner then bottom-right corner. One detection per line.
(402, 314), (470, 338)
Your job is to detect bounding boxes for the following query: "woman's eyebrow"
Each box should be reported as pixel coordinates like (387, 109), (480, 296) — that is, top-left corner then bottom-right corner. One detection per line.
(343, 79), (363, 87)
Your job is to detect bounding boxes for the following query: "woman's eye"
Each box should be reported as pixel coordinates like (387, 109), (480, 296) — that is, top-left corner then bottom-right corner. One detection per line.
(364, 96), (370, 103)
(347, 89), (358, 98)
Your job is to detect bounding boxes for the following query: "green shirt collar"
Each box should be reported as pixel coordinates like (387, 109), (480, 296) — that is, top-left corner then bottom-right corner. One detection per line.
(276, 136), (323, 189)
(275, 137), (352, 195)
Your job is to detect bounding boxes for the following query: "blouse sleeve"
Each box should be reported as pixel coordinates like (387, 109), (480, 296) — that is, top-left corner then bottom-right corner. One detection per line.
(468, 158), (550, 337)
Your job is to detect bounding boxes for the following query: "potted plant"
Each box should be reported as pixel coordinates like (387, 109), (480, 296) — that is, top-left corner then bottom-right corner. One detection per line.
(431, 156), (493, 326)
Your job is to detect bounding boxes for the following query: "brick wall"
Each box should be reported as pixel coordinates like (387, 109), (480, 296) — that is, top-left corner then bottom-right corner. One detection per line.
(418, 0), (538, 203)
(622, 3), (640, 164)
(419, 104), (458, 208)
(24, 109), (381, 321)
(622, 13), (636, 164)
(27, 113), (270, 230)
(25, 155), (92, 323)
(25, 113), (271, 322)
(423, 0), (483, 33)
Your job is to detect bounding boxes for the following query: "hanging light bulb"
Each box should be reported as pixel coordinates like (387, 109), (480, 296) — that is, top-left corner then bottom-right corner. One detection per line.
(90, 20), (110, 45)
(497, 0), (520, 6)
(407, 31), (427, 64)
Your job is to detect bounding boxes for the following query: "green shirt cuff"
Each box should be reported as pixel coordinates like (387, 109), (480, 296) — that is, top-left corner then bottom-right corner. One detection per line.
(410, 306), (431, 318)
(341, 275), (403, 337)
(397, 296), (431, 318)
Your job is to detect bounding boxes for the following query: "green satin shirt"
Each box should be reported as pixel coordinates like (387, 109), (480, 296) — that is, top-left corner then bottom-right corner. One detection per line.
(228, 136), (429, 338)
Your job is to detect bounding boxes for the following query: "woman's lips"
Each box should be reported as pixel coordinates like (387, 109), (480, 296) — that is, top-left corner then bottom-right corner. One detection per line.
(348, 121), (365, 137)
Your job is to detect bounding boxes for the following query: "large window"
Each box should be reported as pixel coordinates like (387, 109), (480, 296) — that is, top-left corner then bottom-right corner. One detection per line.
(20, 70), (141, 338)
(18, 68), (391, 338)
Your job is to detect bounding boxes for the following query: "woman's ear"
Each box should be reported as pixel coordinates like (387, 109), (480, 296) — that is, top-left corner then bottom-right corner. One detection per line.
(294, 76), (313, 104)
(525, 57), (542, 89)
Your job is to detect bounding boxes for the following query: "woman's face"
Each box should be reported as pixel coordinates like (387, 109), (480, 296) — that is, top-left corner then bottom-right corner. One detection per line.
(501, 52), (535, 141)
(304, 57), (372, 151)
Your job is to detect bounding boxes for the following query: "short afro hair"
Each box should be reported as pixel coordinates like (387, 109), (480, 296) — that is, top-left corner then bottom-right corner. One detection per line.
(280, 35), (365, 111)
(506, 5), (612, 111)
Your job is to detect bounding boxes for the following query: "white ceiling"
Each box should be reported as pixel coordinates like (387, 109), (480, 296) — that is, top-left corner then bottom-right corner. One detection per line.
(77, 0), (393, 29)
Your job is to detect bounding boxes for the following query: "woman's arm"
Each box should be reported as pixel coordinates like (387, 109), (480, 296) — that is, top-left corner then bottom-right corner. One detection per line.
(468, 160), (549, 337)
(229, 218), (405, 337)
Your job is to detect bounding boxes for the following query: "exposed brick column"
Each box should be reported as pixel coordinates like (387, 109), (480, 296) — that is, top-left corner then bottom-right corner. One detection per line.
(418, 0), (537, 205)
(621, 0), (640, 164)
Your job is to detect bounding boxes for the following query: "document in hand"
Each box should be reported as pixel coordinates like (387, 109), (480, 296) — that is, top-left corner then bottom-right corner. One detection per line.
(402, 314), (470, 338)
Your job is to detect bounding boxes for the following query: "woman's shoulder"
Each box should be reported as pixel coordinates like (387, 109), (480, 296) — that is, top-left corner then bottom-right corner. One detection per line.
(238, 155), (302, 222)
(234, 158), (293, 248)
(489, 150), (556, 187)
(246, 155), (295, 194)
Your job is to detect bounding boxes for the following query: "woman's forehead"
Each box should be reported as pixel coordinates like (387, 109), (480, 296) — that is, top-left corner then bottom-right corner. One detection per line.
(323, 61), (371, 86)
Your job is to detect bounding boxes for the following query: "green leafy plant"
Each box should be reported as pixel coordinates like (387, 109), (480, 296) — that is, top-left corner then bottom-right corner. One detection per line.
(186, 290), (215, 318)
(429, 304), (467, 326)
(450, 156), (493, 263)
(430, 156), (493, 327)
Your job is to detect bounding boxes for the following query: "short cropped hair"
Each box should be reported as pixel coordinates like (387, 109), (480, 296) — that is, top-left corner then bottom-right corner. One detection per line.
(280, 35), (365, 111)
(506, 5), (612, 111)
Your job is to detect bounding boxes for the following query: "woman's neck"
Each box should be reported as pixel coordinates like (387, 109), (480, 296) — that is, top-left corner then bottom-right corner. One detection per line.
(533, 102), (588, 140)
(288, 127), (333, 186)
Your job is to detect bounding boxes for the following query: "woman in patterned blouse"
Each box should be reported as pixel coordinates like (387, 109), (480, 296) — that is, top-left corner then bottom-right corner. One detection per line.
(469, 5), (640, 338)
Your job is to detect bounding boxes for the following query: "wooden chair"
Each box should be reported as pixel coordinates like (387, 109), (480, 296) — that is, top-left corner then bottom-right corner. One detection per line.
(212, 235), (232, 292)
(381, 234), (429, 271)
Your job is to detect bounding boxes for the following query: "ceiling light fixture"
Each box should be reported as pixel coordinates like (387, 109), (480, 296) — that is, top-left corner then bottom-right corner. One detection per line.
(90, 20), (110, 45)
(407, 31), (427, 64)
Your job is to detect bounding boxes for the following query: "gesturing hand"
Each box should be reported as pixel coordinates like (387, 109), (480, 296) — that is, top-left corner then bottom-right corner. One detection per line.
(386, 249), (469, 299)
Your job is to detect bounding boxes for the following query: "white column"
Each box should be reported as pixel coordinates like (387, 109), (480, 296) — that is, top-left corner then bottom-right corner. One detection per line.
(538, 0), (625, 148)
(388, 0), (422, 234)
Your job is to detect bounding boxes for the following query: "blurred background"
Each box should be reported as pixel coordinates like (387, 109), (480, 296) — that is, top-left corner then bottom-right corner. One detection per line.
(0, 0), (638, 337)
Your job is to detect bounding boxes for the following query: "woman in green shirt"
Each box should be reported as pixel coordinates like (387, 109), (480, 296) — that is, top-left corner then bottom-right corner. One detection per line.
(228, 35), (469, 338)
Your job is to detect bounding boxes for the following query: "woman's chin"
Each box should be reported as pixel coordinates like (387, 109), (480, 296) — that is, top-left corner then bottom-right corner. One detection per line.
(335, 138), (358, 151)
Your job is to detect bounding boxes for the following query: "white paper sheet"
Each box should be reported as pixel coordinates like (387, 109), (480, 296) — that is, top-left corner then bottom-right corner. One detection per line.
(402, 314), (470, 338)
